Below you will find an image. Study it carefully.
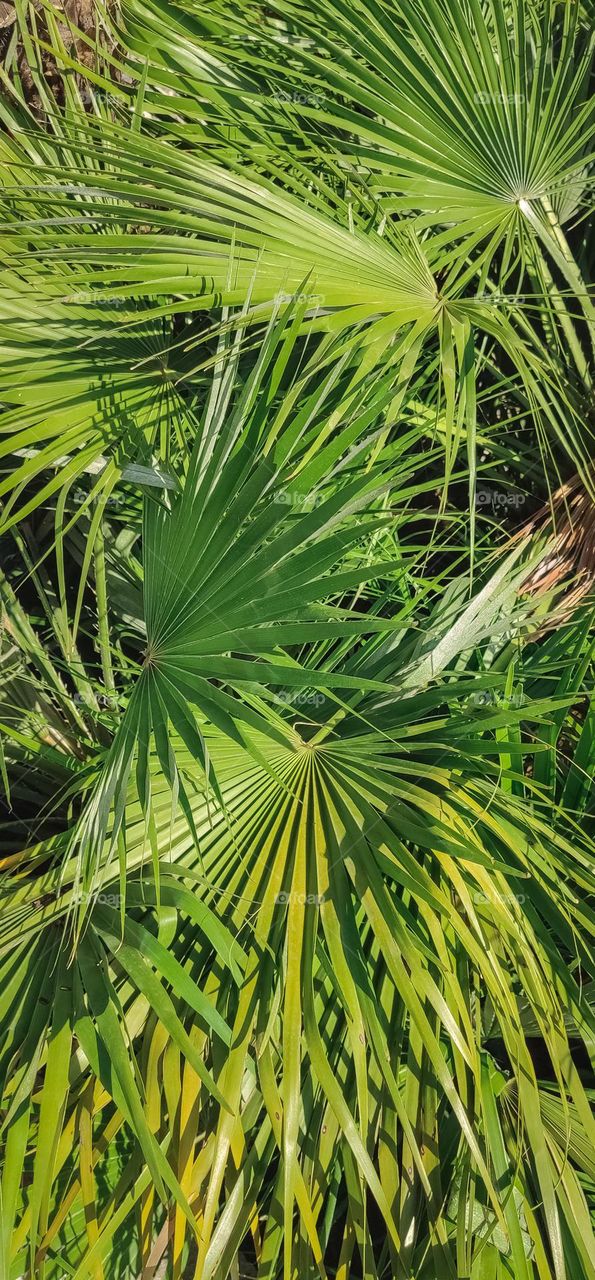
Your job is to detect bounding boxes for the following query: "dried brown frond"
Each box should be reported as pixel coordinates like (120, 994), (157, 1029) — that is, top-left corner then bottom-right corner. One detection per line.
(2, 1), (116, 117)
(515, 471), (595, 633)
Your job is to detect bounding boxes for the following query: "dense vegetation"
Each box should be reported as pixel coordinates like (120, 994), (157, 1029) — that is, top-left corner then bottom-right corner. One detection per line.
(0, 2), (594, 1277)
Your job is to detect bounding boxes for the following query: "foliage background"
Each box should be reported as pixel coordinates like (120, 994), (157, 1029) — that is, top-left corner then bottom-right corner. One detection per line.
(0, 2), (594, 1278)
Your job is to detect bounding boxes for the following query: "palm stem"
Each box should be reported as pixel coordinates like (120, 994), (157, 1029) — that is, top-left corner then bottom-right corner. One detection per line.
(93, 513), (115, 696)
(532, 243), (592, 388)
(529, 197), (595, 362)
